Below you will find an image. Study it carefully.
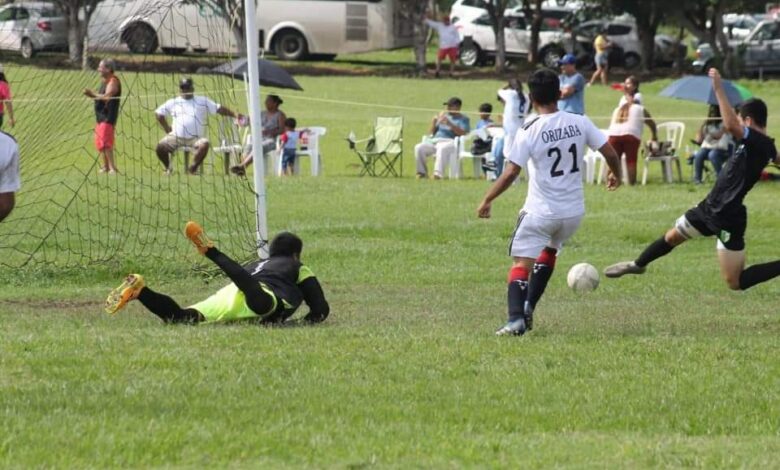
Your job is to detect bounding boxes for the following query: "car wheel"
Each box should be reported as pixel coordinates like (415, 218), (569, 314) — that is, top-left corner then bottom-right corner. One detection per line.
(20, 38), (34, 59)
(459, 42), (483, 67)
(124, 23), (159, 54)
(540, 46), (564, 68)
(273, 29), (308, 61)
(624, 52), (641, 70)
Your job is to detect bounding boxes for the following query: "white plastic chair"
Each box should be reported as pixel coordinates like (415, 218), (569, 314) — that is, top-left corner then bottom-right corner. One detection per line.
(451, 127), (505, 179)
(583, 129), (629, 185)
(274, 126), (327, 176)
(212, 116), (247, 174)
(641, 121), (685, 185)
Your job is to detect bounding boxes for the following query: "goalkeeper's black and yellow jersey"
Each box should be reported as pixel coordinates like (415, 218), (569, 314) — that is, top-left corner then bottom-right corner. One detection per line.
(190, 255), (329, 324)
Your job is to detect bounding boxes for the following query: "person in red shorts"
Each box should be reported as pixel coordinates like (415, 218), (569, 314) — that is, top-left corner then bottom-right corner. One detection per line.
(425, 13), (461, 78)
(84, 58), (121, 174)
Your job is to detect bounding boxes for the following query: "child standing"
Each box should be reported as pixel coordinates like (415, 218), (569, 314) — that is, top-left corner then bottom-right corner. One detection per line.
(280, 117), (300, 176)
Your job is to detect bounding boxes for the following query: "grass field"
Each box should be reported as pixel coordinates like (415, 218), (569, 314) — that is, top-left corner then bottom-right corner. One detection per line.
(1, 65), (779, 467)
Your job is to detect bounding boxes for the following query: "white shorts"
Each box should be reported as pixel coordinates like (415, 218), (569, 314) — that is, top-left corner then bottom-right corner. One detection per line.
(508, 210), (583, 258)
(0, 148), (20, 193)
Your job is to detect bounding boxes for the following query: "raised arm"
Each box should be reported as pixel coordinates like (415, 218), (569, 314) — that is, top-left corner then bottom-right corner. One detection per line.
(709, 68), (743, 138)
(299, 276), (330, 323)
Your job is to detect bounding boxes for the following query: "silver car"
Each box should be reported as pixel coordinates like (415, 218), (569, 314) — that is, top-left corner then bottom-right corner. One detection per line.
(0, 2), (67, 59)
(693, 18), (780, 75)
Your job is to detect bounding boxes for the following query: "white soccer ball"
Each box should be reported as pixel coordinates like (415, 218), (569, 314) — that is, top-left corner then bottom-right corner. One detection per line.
(567, 263), (600, 292)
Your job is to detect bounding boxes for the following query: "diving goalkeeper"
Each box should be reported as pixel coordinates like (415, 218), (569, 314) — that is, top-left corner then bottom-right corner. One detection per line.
(105, 222), (329, 324)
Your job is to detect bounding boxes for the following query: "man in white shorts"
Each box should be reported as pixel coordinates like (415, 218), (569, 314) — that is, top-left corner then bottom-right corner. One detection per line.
(155, 78), (242, 175)
(477, 68), (622, 336)
(0, 130), (20, 222)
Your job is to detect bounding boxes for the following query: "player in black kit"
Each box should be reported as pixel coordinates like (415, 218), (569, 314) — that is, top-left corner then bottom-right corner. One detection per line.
(105, 221), (329, 325)
(605, 68), (780, 291)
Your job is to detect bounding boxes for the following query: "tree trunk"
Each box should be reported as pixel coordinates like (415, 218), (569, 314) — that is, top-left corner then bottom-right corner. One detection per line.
(413, 9), (428, 75)
(67, 8), (83, 64)
(634, 13), (657, 72)
(493, 13), (507, 72)
(528, 2), (543, 64)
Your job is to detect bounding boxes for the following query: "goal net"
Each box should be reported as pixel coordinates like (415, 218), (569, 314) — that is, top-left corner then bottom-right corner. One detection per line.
(0, 0), (259, 272)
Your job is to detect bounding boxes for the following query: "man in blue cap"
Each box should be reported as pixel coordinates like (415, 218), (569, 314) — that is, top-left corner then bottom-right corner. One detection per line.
(557, 54), (586, 115)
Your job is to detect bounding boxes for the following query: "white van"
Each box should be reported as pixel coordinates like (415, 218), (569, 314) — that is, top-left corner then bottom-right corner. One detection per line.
(89, 0), (414, 59)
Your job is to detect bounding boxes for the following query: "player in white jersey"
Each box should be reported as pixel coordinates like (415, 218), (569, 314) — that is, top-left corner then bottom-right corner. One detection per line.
(0, 130), (20, 222)
(477, 69), (623, 336)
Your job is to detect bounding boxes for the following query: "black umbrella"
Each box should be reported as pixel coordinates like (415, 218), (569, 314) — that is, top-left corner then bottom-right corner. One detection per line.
(208, 58), (303, 91)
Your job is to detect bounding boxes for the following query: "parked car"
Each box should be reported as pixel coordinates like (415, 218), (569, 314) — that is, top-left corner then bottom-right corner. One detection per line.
(573, 19), (641, 69)
(458, 11), (569, 67)
(574, 19), (687, 69)
(692, 18), (780, 75)
(0, 2), (67, 59)
(450, 0), (520, 25)
(722, 14), (759, 40)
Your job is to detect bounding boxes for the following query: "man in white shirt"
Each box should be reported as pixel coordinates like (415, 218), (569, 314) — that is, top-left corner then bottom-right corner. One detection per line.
(0, 131), (19, 222)
(155, 78), (242, 175)
(477, 69), (622, 336)
(425, 14), (461, 78)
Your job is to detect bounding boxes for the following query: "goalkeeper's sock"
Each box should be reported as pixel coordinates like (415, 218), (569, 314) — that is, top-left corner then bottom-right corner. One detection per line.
(739, 260), (780, 290)
(635, 236), (675, 268)
(507, 266), (529, 322)
(526, 247), (557, 313)
(137, 288), (201, 323)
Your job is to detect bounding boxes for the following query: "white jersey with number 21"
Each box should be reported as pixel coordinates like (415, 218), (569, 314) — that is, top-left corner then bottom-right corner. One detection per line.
(508, 111), (607, 219)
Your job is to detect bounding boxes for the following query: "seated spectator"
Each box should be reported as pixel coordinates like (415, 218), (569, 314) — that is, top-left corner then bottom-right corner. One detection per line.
(155, 78), (241, 175)
(415, 97), (470, 179)
(691, 105), (731, 184)
(230, 94), (286, 176)
(606, 84), (657, 185)
(618, 75), (642, 107)
(476, 102), (494, 130)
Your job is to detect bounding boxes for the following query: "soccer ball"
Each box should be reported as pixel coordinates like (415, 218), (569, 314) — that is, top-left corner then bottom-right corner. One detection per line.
(567, 263), (599, 292)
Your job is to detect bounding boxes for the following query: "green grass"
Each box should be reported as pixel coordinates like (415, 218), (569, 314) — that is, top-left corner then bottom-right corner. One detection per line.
(1, 66), (780, 467)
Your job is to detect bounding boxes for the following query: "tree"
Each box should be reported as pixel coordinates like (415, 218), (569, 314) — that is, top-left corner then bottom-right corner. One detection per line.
(671, 0), (766, 77)
(53, 0), (104, 66)
(520, 0), (544, 64)
(482, 0), (513, 71)
(608, 0), (674, 71)
(397, 0), (431, 75)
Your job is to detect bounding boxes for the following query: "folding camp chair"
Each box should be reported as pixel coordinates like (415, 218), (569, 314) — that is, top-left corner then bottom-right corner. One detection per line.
(348, 117), (404, 177)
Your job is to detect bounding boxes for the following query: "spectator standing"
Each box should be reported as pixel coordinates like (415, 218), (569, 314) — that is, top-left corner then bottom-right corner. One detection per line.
(415, 97), (470, 179)
(155, 78), (241, 175)
(83, 58), (121, 174)
(0, 65), (15, 129)
(558, 54), (586, 115)
(425, 14), (461, 78)
(494, 79), (529, 175)
(231, 94), (287, 176)
(0, 130), (19, 222)
(588, 29), (611, 86)
(607, 86), (658, 185)
(692, 105), (732, 184)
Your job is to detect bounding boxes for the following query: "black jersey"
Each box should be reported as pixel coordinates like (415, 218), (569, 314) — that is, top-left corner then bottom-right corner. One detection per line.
(704, 127), (776, 218)
(243, 256), (329, 322)
(94, 75), (121, 125)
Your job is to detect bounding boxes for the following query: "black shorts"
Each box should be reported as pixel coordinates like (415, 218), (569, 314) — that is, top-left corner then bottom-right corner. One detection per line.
(681, 203), (746, 251)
